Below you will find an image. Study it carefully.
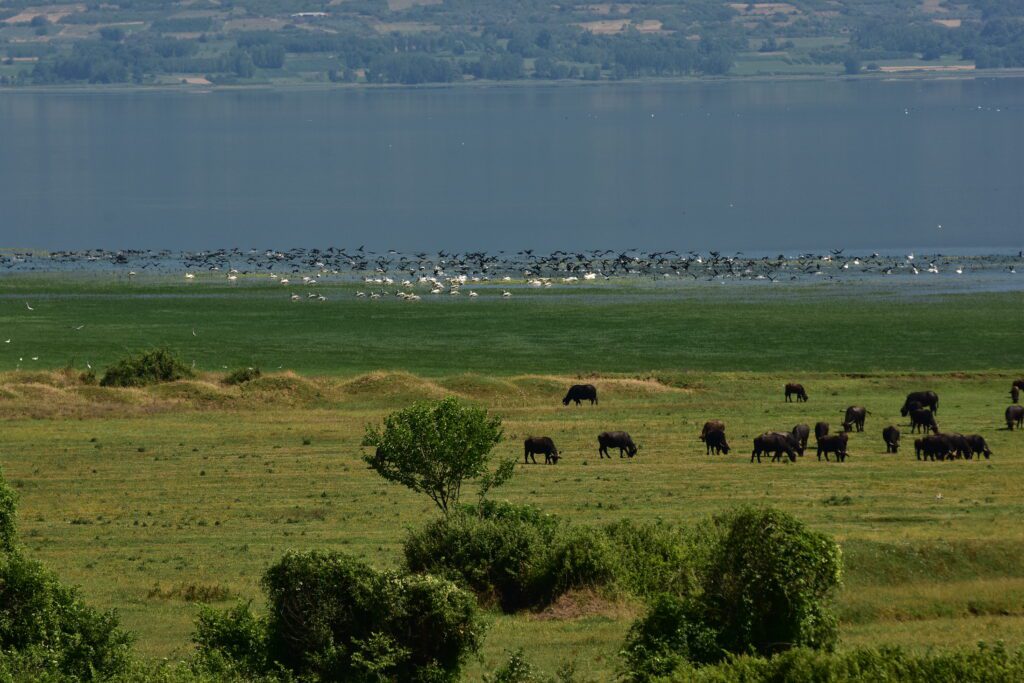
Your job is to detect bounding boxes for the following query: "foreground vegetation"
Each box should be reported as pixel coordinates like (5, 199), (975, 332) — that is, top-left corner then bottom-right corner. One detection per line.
(2, 365), (1023, 677)
(1, 0), (1023, 87)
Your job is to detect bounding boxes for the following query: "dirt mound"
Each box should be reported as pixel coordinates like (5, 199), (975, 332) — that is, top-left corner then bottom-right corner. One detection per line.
(342, 371), (448, 402)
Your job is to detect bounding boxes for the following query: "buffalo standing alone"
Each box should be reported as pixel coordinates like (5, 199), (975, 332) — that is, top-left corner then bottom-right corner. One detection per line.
(562, 384), (598, 406)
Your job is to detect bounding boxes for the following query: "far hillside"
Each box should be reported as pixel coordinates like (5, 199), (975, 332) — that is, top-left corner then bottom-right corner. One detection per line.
(1, 0), (1022, 86)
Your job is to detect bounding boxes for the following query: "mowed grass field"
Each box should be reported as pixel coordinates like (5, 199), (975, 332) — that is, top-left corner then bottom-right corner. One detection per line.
(0, 276), (1023, 678)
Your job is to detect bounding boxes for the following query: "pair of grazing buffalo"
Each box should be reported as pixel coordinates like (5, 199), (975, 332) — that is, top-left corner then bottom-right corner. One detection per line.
(901, 391), (939, 416)
(524, 431), (639, 463)
(914, 433), (992, 461)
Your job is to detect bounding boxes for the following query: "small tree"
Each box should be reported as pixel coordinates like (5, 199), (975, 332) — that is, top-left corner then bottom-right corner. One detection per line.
(363, 397), (504, 514)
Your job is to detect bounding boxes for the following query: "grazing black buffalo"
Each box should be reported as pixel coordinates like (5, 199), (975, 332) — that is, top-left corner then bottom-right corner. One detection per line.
(901, 391), (939, 416)
(909, 408), (939, 434)
(598, 431), (637, 458)
(524, 437), (560, 465)
(751, 432), (799, 463)
(1013, 385), (1020, 404)
(917, 434), (952, 461)
(946, 433), (973, 460)
(1007, 405), (1024, 431)
(816, 433), (849, 462)
(842, 406), (870, 433)
(792, 424), (810, 454)
(882, 425), (901, 453)
(785, 383), (808, 402)
(704, 429), (730, 455)
(814, 422), (830, 440)
(965, 434), (992, 460)
(563, 384), (598, 406)
(699, 420), (726, 442)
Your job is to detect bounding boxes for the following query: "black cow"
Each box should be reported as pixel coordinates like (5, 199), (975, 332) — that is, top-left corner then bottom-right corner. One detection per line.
(882, 425), (901, 453)
(704, 429), (730, 455)
(1008, 405), (1024, 431)
(901, 391), (939, 416)
(563, 384), (598, 406)
(814, 422), (830, 440)
(965, 434), (992, 460)
(785, 383), (808, 402)
(842, 406), (869, 432)
(918, 434), (952, 461)
(909, 408), (938, 434)
(1013, 385), (1020, 404)
(751, 432), (799, 463)
(946, 433), (973, 460)
(816, 433), (849, 462)
(700, 420), (725, 442)
(598, 431), (637, 458)
(524, 436), (560, 464)
(792, 424), (810, 454)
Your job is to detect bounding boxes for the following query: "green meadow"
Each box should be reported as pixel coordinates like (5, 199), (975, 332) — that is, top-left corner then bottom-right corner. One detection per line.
(0, 276), (1023, 678)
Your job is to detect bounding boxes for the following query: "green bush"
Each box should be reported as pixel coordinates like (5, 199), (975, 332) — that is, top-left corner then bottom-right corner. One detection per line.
(621, 507), (842, 679)
(100, 348), (193, 387)
(404, 502), (558, 611)
(193, 601), (269, 678)
(663, 643), (1024, 682)
(0, 468), (17, 554)
(543, 525), (618, 599)
(603, 520), (702, 599)
(0, 554), (133, 680)
(258, 550), (483, 682)
(223, 367), (261, 385)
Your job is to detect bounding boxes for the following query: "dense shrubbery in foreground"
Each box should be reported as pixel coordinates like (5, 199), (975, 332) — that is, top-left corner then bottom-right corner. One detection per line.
(0, 468), (133, 681)
(404, 501), (701, 612)
(100, 348), (193, 387)
(622, 508), (842, 680)
(194, 550), (484, 682)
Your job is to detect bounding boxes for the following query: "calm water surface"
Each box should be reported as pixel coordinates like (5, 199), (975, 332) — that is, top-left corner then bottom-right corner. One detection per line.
(1, 78), (1022, 250)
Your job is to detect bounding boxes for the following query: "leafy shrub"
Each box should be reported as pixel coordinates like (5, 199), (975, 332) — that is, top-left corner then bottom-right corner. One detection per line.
(223, 367), (261, 385)
(543, 525), (618, 600)
(0, 554), (133, 680)
(0, 468), (16, 554)
(363, 396), (505, 514)
(404, 501), (558, 611)
(79, 369), (97, 385)
(603, 520), (702, 599)
(254, 550), (483, 682)
(100, 348), (193, 387)
(622, 507), (842, 679)
(193, 601), (269, 678)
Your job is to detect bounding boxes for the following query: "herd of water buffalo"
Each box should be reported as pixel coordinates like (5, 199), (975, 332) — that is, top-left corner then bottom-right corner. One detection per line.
(520, 381), (1024, 465)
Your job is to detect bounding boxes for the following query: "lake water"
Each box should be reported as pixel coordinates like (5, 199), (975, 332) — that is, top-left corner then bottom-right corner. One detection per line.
(1, 78), (1022, 251)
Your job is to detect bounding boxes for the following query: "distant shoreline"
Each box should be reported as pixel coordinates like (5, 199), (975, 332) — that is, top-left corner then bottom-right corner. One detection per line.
(4, 67), (1024, 95)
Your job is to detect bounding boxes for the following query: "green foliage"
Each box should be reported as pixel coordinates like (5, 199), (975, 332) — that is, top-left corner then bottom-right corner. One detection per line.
(0, 554), (133, 680)
(100, 348), (193, 388)
(258, 550), (484, 682)
(223, 367), (262, 385)
(0, 468), (17, 555)
(663, 643), (1024, 682)
(603, 520), (702, 600)
(363, 396), (504, 514)
(621, 508), (842, 680)
(193, 602), (269, 678)
(404, 502), (558, 612)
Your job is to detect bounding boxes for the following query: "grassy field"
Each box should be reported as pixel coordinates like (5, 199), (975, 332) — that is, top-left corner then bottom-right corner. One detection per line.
(1, 277), (1023, 678)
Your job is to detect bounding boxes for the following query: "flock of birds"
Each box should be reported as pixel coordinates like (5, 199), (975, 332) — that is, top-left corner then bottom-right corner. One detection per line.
(3, 247), (1022, 301)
